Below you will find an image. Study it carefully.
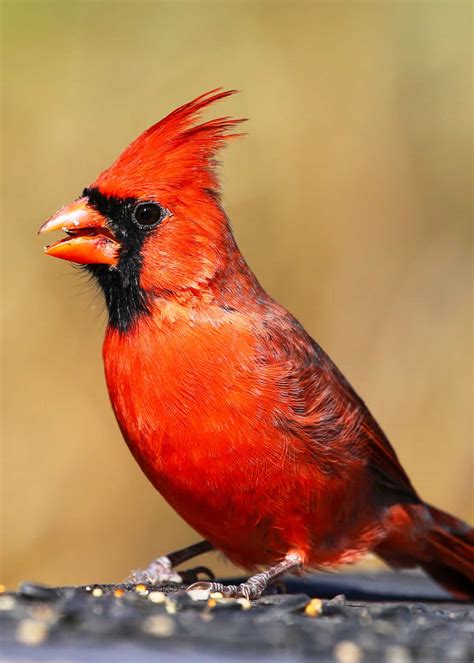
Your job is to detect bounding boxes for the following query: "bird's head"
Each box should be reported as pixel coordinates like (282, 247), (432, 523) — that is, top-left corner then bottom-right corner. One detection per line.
(39, 90), (245, 331)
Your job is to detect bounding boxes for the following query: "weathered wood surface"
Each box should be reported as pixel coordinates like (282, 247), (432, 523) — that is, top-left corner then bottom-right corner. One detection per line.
(1, 572), (472, 662)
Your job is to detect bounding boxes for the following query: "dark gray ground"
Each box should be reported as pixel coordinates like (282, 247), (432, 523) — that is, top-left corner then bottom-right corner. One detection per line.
(1, 572), (472, 662)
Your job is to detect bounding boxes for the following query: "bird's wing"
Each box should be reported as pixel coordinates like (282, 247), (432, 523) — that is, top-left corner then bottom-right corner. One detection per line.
(315, 342), (420, 503)
(259, 307), (419, 504)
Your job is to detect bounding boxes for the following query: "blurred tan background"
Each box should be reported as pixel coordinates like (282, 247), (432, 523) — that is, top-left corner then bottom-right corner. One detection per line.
(1, 1), (472, 588)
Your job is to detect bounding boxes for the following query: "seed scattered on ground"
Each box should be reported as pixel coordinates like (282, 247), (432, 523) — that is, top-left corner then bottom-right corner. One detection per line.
(165, 598), (177, 614)
(385, 645), (412, 663)
(142, 615), (175, 638)
(16, 619), (48, 647)
(305, 598), (323, 617)
(187, 588), (211, 601)
(0, 595), (16, 610)
(334, 640), (362, 663)
(148, 591), (166, 603)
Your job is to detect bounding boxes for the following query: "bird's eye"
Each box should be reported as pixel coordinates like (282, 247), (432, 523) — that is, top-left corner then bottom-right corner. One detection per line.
(132, 202), (166, 228)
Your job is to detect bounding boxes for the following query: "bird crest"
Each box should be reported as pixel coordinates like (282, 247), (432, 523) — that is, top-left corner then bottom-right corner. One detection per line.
(92, 89), (245, 201)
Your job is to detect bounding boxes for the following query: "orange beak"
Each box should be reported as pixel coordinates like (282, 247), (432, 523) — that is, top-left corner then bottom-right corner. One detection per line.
(38, 197), (120, 266)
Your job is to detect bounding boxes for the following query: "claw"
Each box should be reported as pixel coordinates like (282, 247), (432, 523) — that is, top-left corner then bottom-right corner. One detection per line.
(186, 579), (263, 600)
(185, 553), (303, 600)
(124, 556), (183, 586)
(125, 570), (182, 586)
(186, 581), (222, 600)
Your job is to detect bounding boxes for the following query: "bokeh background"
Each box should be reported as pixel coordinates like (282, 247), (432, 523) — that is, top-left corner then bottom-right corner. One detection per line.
(1, 1), (472, 588)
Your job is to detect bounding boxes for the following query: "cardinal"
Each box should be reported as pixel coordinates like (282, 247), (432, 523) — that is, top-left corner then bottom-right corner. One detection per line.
(39, 90), (473, 600)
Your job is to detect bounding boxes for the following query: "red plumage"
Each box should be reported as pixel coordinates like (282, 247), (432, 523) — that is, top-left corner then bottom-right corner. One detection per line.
(41, 90), (474, 599)
(94, 89), (244, 200)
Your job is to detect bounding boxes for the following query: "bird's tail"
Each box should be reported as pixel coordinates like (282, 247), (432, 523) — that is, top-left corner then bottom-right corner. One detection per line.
(376, 503), (474, 600)
(420, 505), (474, 599)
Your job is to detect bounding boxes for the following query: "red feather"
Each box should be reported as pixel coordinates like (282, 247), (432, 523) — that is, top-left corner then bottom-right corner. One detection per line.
(93, 89), (245, 201)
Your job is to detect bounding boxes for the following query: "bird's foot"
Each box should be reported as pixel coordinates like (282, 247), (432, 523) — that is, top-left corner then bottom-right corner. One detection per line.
(187, 573), (270, 600)
(186, 552), (303, 600)
(126, 556), (182, 585)
(126, 556), (215, 586)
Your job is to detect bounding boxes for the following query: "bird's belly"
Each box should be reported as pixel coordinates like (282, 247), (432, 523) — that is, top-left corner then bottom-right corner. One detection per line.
(103, 318), (382, 570)
(102, 317), (303, 566)
(120, 420), (312, 569)
(121, 419), (380, 570)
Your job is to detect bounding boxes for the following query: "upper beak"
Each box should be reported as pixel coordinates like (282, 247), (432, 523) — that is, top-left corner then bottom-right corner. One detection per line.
(38, 197), (120, 266)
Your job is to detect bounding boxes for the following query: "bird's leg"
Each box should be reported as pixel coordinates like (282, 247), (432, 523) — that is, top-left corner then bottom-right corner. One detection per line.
(186, 552), (303, 600)
(126, 540), (214, 585)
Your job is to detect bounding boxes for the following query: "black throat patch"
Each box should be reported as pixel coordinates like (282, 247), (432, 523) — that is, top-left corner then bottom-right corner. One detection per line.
(83, 187), (151, 333)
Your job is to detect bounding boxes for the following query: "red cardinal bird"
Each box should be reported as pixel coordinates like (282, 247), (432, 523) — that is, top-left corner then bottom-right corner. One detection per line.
(40, 90), (473, 600)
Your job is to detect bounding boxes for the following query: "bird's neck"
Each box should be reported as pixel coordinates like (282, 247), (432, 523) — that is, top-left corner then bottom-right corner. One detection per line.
(96, 227), (267, 333)
(207, 238), (267, 310)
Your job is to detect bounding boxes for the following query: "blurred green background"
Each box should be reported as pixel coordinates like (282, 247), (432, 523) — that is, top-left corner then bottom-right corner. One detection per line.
(1, 1), (472, 588)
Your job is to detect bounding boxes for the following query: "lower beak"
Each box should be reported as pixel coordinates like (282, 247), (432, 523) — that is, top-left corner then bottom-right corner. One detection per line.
(38, 197), (120, 266)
